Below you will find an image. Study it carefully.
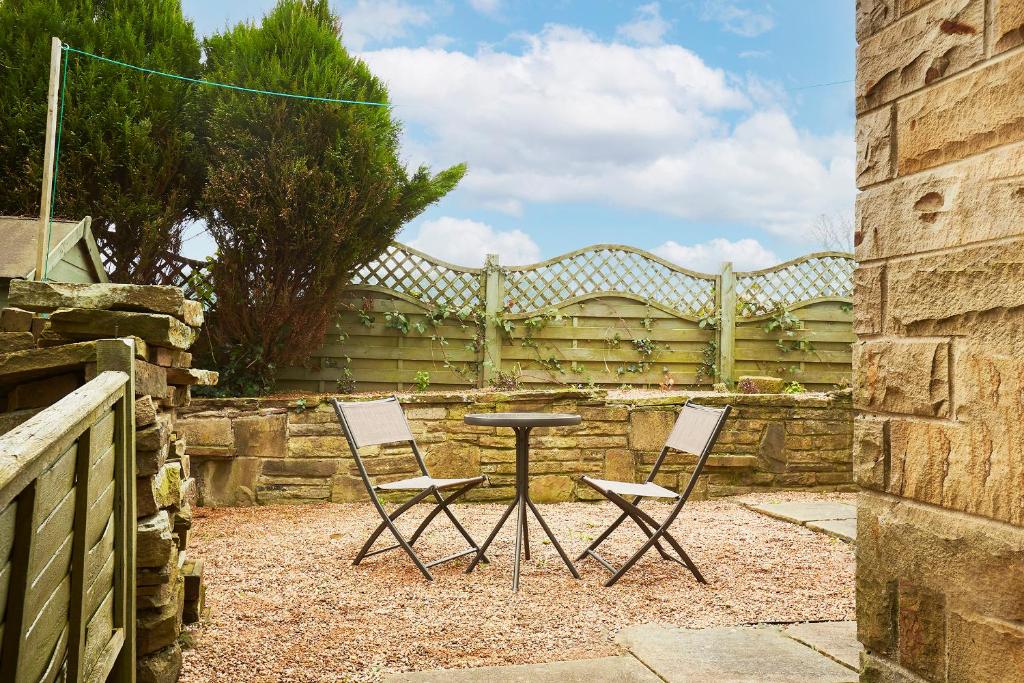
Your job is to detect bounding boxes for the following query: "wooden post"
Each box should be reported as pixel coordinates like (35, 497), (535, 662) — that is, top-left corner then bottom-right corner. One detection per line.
(718, 262), (736, 386)
(480, 254), (503, 387)
(97, 339), (136, 683)
(35, 36), (63, 282)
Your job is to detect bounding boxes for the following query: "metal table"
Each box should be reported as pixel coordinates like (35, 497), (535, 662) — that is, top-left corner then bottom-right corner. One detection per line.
(463, 412), (582, 590)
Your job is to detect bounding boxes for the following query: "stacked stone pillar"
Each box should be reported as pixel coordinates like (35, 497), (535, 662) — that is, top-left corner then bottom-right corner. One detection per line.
(854, 1), (1024, 680)
(0, 280), (217, 683)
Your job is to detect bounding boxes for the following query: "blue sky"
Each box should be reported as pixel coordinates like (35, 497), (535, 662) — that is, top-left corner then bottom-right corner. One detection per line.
(180, 0), (856, 271)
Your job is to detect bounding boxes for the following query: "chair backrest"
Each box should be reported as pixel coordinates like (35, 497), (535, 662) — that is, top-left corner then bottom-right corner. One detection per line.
(333, 396), (415, 448)
(648, 401), (731, 501)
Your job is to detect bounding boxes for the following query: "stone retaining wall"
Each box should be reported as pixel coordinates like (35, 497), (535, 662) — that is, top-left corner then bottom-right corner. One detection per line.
(179, 389), (854, 506)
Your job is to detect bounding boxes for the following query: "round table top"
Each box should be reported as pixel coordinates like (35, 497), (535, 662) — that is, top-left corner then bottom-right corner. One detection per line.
(464, 412), (582, 428)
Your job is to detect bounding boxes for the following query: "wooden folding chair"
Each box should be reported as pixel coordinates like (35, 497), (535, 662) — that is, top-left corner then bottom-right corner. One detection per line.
(332, 397), (488, 581)
(578, 400), (731, 587)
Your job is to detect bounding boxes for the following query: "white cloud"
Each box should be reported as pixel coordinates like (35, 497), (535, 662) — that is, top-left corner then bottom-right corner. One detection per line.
(406, 217), (540, 266)
(340, 0), (431, 51)
(363, 24), (853, 243)
(468, 0), (502, 16)
(616, 3), (671, 46)
(738, 49), (771, 59)
(653, 238), (778, 273)
(701, 1), (774, 37)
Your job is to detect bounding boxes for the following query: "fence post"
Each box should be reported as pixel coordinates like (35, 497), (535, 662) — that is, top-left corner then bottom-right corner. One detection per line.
(718, 262), (736, 386)
(97, 338), (136, 683)
(480, 254), (503, 387)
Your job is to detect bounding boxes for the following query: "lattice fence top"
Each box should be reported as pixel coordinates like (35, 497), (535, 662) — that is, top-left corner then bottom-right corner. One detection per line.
(735, 252), (854, 315)
(502, 245), (717, 316)
(351, 243), (484, 310)
(98, 244), (215, 307)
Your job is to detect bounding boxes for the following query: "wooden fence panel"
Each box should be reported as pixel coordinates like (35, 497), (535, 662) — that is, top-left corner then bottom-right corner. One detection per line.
(0, 364), (133, 683)
(159, 242), (854, 392)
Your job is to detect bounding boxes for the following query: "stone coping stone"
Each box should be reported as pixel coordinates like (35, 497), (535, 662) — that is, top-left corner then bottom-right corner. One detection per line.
(384, 656), (661, 682)
(0, 340), (96, 385)
(743, 501), (857, 524)
(782, 621), (861, 671)
(183, 387), (853, 413)
(8, 279), (203, 326)
(806, 518), (857, 544)
(616, 624), (858, 683)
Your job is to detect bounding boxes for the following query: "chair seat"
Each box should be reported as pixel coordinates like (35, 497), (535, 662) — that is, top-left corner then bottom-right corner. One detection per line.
(582, 476), (679, 499)
(376, 475), (482, 491)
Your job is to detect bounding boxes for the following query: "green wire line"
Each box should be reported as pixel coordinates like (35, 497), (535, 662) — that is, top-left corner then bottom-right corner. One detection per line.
(42, 44), (70, 281)
(62, 44), (392, 107)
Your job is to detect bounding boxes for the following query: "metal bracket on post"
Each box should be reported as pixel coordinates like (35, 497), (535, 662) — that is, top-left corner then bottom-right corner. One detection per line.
(717, 262), (736, 386)
(480, 254), (503, 387)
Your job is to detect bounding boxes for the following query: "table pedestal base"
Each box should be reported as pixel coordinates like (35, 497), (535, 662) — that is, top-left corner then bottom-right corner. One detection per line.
(466, 426), (580, 591)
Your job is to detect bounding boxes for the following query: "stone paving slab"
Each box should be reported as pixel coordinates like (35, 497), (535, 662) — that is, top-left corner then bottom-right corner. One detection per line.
(743, 501), (857, 524)
(384, 656), (661, 682)
(616, 624), (858, 683)
(806, 518), (857, 543)
(782, 621), (862, 670)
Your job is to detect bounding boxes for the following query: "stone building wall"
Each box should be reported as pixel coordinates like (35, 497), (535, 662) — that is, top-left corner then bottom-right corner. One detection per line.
(854, 1), (1024, 680)
(0, 280), (216, 683)
(177, 389), (854, 506)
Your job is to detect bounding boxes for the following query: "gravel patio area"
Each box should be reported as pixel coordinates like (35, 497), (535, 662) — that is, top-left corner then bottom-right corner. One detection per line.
(180, 492), (855, 682)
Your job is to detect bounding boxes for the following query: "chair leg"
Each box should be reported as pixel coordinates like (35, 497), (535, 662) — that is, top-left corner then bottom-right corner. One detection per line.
(576, 510), (628, 561)
(611, 495), (706, 583)
(596, 490), (679, 564)
(409, 480), (490, 564)
(353, 488), (432, 565)
(605, 500), (692, 587)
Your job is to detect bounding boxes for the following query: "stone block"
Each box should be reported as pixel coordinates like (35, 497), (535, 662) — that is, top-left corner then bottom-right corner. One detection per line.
(331, 474), (369, 502)
(137, 441), (169, 478)
(424, 442), (480, 478)
(856, 0), (897, 40)
(233, 413), (287, 458)
(628, 409), (676, 451)
(183, 581), (205, 624)
(257, 481), (331, 504)
(897, 50), (1024, 174)
(856, 142), (1024, 261)
(178, 417), (233, 449)
(165, 384), (190, 408)
(946, 610), (1024, 682)
(854, 417), (888, 490)
(0, 331), (35, 352)
(149, 347), (191, 368)
(261, 458), (338, 478)
(136, 580), (183, 656)
(9, 279), (203, 326)
(135, 395), (158, 428)
(287, 435), (346, 459)
(165, 367), (218, 386)
(856, 105), (894, 187)
(136, 417), (170, 451)
(137, 463), (183, 517)
(854, 340), (949, 417)
(528, 474), (574, 502)
(736, 376), (786, 394)
(136, 643), (182, 683)
(6, 371), (79, 410)
(194, 456), (260, 507)
(0, 340), (96, 385)
(897, 582), (946, 681)
(48, 308), (197, 349)
(137, 511), (175, 567)
(853, 264), (884, 336)
(990, 0), (1024, 54)
(603, 449), (635, 482)
(886, 241), (1024, 333)
(134, 359), (168, 399)
(182, 558), (204, 601)
(857, 0), (983, 112)
(0, 307), (33, 332)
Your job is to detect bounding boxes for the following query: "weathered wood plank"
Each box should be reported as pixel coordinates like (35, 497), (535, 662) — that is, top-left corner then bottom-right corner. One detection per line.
(23, 574), (70, 682)
(0, 372), (127, 510)
(67, 426), (94, 683)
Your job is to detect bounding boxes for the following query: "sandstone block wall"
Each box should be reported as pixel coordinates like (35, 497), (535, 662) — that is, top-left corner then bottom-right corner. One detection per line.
(0, 281), (216, 683)
(177, 389), (854, 506)
(855, 1), (1024, 679)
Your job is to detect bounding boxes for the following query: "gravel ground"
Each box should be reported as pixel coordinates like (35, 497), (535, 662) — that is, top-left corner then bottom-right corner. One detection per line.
(181, 493), (855, 682)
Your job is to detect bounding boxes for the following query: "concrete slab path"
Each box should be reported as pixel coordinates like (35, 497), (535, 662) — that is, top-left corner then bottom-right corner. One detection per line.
(743, 501), (857, 543)
(385, 656), (661, 682)
(783, 621), (862, 670)
(616, 624), (858, 683)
